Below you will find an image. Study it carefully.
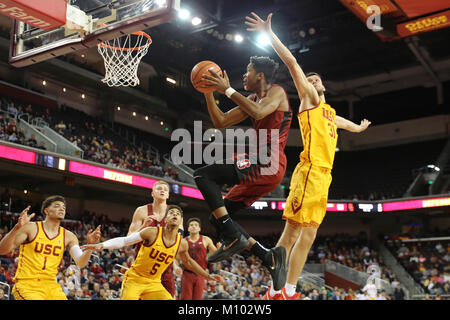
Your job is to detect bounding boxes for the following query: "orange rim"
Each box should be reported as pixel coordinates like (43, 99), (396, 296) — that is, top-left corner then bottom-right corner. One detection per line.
(98, 31), (152, 51)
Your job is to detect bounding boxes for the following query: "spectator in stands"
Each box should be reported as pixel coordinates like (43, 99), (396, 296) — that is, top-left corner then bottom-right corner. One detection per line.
(393, 283), (405, 300)
(26, 134), (38, 148)
(8, 132), (18, 143)
(7, 103), (18, 116)
(36, 141), (46, 150)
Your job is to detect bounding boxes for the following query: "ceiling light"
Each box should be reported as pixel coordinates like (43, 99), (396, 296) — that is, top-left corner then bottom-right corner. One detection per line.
(178, 9), (190, 20)
(63, 87), (66, 92)
(132, 112), (136, 116)
(191, 17), (202, 26)
(117, 106), (120, 111)
(81, 94), (85, 99)
(145, 116), (148, 120)
(257, 33), (271, 46)
(166, 77), (176, 84)
(234, 34), (244, 43)
(160, 121), (164, 125)
(42, 80), (46, 85)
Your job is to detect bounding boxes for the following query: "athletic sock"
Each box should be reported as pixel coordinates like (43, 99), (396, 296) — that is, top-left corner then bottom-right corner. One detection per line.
(285, 283), (297, 297)
(270, 285), (281, 297)
(217, 215), (240, 239)
(250, 242), (272, 267)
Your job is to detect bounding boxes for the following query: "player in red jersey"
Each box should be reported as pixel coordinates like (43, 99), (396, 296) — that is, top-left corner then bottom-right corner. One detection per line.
(194, 56), (293, 290)
(127, 180), (183, 298)
(180, 218), (217, 300)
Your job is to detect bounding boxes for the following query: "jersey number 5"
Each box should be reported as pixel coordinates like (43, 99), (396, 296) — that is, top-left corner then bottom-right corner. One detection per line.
(150, 263), (161, 275)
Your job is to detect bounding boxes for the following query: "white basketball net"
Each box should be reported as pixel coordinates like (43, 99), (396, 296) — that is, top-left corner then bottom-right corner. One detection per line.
(97, 31), (152, 87)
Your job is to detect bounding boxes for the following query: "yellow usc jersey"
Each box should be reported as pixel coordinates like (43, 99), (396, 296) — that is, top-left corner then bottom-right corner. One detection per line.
(298, 100), (338, 169)
(14, 221), (65, 281)
(131, 227), (181, 280)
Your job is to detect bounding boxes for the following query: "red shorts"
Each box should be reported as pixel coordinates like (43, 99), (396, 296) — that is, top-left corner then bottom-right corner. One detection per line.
(225, 154), (286, 206)
(180, 270), (206, 300)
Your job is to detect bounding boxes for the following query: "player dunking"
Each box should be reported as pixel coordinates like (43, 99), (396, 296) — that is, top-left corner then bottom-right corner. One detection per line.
(196, 55), (293, 290)
(82, 205), (223, 300)
(246, 12), (371, 300)
(0, 195), (101, 300)
(180, 217), (217, 300)
(127, 180), (183, 298)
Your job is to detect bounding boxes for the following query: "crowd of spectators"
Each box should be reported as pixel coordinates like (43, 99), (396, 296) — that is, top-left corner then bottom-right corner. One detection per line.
(384, 232), (450, 298)
(0, 96), (180, 181)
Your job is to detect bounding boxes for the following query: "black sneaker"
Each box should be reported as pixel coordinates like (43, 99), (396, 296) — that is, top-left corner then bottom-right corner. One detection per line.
(266, 246), (287, 291)
(207, 234), (249, 263)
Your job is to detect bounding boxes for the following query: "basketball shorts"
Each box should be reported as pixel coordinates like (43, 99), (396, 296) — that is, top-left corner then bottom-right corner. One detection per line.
(180, 270), (206, 300)
(225, 153), (286, 207)
(282, 160), (332, 229)
(12, 279), (67, 300)
(120, 268), (173, 300)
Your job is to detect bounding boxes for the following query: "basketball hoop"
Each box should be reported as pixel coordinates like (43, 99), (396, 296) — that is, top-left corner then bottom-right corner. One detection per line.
(97, 31), (152, 87)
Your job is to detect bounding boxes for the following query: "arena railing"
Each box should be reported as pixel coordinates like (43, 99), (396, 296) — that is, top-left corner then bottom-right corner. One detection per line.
(375, 238), (424, 299)
(325, 259), (394, 296)
(29, 115), (84, 158)
(16, 115), (57, 153)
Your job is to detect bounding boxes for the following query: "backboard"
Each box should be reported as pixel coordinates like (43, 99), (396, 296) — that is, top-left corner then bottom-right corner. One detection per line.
(9, 0), (180, 67)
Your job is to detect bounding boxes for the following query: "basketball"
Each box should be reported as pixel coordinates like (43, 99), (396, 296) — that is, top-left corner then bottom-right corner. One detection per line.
(190, 60), (223, 93)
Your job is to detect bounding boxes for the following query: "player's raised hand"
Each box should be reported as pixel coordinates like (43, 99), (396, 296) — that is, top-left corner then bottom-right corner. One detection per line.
(86, 225), (101, 244)
(16, 206), (35, 229)
(245, 12), (273, 33)
(201, 70), (230, 94)
(358, 119), (371, 132)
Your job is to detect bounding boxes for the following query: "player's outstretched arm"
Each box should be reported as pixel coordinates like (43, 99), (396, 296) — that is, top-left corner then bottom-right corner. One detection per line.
(82, 227), (157, 251)
(336, 116), (371, 133)
(245, 12), (317, 101)
(202, 70), (286, 120)
(0, 206), (35, 255)
(178, 239), (223, 282)
(67, 225), (101, 268)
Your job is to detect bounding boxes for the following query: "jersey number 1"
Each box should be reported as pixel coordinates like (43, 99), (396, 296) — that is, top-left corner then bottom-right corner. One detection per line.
(42, 257), (47, 270)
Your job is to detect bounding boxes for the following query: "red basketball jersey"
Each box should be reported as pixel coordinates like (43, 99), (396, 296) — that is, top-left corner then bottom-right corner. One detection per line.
(187, 235), (207, 269)
(251, 84), (293, 166)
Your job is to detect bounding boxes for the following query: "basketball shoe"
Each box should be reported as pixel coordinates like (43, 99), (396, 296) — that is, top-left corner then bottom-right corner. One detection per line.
(281, 287), (301, 300)
(207, 233), (249, 263)
(262, 285), (283, 300)
(263, 246), (287, 290)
